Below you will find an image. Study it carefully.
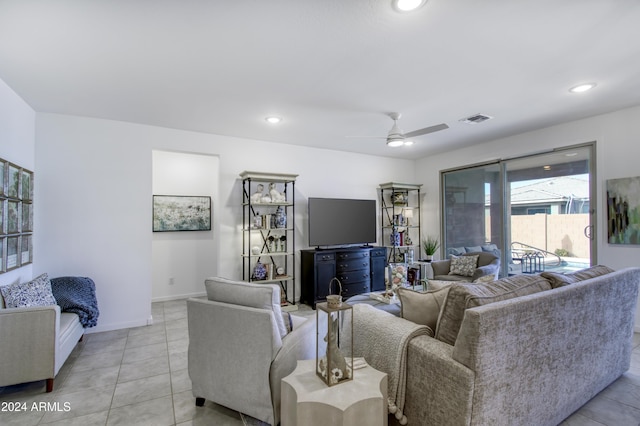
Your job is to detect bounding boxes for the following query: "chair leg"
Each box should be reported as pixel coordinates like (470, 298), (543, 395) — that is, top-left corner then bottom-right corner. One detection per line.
(195, 397), (205, 407)
(46, 378), (54, 393)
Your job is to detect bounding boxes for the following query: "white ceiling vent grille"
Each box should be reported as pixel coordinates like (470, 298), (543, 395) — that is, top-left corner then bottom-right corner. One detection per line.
(459, 113), (493, 124)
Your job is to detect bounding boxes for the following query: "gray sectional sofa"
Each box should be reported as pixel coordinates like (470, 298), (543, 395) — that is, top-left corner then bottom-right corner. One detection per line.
(360, 266), (640, 426)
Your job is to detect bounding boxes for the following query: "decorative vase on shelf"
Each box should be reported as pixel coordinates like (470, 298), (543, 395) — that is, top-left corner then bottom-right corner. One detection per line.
(253, 262), (267, 280)
(274, 206), (287, 228)
(390, 231), (401, 247)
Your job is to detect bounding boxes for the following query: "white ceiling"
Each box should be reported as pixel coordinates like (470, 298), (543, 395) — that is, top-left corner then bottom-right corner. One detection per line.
(1, 0), (640, 160)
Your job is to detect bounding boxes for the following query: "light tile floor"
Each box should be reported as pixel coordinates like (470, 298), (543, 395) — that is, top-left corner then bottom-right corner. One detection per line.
(1, 299), (639, 426)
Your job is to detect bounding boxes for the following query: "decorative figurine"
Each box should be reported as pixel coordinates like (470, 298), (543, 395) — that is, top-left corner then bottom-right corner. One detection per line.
(251, 184), (264, 204)
(269, 182), (286, 203)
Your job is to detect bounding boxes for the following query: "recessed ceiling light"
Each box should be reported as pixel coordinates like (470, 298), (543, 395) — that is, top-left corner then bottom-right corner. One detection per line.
(265, 116), (282, 124)
(569, 83), (597, 93)
(543, 165), (551, 170)
(392, 0), (426, 12)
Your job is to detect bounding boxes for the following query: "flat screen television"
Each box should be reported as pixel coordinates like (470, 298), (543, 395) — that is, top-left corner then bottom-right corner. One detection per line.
(308, 197), (377, 247)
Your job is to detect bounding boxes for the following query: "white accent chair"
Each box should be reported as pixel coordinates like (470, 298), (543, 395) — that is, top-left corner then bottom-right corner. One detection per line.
(187, 277), (316, 426)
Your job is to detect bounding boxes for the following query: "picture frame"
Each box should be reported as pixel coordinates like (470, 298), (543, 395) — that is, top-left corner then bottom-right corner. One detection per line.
(21, 203), (33, 232)
(153, 195), (212, 232)
(7, 200), (19, 234)
(0, 159), (5, 196)
(0, 199), (4, 234)
(7, 163), (20, 198)
(21, 234), (32, 266)
(6, 236), (19, 270)
(0, 238), (4, 272)
(607, 176), (640, 245)
(21, 169), (33, 201)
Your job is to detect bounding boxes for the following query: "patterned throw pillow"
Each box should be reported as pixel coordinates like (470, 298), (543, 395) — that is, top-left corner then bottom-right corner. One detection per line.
(474, 274), (495, 284)
(449, 255), (479, 277)
(0, 273), (57, 308)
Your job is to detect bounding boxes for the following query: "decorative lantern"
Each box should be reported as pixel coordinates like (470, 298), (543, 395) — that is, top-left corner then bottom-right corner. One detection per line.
(534, 251), (545, 272)
(316, 278), (353, 387)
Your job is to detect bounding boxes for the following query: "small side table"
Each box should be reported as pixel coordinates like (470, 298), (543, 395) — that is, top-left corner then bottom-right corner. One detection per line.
(281, 359), (388, 426)
(415, 261), (434, 279)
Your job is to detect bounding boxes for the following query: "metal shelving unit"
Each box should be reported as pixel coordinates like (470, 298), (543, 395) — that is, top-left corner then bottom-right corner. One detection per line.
(379, 182), (422, 264)
(241, 171), (298, 311)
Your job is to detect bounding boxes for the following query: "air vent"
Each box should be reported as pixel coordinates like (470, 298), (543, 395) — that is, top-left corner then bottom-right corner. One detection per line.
(459, 113), (493, 124)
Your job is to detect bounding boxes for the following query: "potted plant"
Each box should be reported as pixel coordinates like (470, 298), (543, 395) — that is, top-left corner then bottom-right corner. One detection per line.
(422, 235), (440, 262)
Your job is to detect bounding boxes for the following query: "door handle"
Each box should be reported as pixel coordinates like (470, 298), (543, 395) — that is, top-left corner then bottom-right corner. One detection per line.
(584, 225), (593, 240)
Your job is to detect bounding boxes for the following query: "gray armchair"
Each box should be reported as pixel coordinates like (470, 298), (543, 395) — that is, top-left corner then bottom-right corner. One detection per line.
(187, 277), (316, 426)
(431, 251), (500, 282)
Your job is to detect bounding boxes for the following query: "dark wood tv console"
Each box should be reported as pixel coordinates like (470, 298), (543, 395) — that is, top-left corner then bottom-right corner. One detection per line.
(300, 246), (386, 307)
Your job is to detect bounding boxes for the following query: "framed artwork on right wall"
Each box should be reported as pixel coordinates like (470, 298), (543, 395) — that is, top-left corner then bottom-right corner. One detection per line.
(606, 176), (640, 245)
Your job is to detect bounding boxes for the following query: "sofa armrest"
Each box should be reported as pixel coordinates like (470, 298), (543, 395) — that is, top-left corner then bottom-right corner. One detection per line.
(431, 259), (451, 276)
(471, 263), (499, 281)
(0, 305), (59, 387)
(403, 335), (475, 426)
(270, 314), (317, 424)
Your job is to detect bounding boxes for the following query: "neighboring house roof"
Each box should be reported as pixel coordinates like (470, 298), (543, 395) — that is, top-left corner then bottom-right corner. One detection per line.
(486, 176), (589, 206)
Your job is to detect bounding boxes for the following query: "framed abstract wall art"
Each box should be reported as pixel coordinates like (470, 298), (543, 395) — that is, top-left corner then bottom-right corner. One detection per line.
(153, 195), (212, 232)
(606, 176), (640, 245)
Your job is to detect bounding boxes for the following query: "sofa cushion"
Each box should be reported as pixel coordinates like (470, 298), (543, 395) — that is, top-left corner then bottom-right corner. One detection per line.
(435, 274), (552, 345)
(449, 255), (479, 277)
(464, 246), (483, 253)
(398, 285), (451, 330)
(204, 277), (288, 338)
(541, 265), (615, 289)
(0, 273), (57, 308)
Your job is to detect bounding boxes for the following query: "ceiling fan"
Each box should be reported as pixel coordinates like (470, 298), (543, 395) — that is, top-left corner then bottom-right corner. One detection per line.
(349, 112), (449, 147)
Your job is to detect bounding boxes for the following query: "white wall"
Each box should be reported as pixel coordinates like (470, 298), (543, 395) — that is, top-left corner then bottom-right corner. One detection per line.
(152, 150), (219, 302)
(0, 78), (35, 287)
(35, 113), (415, 331)
(416, 105), (640, 331)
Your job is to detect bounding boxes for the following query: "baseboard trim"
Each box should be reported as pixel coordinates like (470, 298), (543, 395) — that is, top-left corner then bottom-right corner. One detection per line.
(152, 291), (206, 303)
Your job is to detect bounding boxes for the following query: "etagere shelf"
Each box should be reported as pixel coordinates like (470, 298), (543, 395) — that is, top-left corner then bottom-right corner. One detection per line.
(241, 171), (298, 311)
(379, 182), (422, 264)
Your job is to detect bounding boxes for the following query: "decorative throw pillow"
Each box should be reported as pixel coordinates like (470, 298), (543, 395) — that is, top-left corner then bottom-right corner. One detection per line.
(449, 255), (479, 277)
(398, 285), (451, 331)
(435, 274), (552, 346)
(282, 311), (293, 334)
(541, 265), (615, 289)
(0, 273), (57, 308)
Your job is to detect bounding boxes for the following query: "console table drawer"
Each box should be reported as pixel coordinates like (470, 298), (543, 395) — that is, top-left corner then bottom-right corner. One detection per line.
(341, 281), (370, 297)
(337, 259), (371, 272)
(337, 251), (370, 261)
(337, 270), (371, 284)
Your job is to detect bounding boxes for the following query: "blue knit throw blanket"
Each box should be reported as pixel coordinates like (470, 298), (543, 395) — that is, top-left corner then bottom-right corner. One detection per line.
(51, 276), (100, 328)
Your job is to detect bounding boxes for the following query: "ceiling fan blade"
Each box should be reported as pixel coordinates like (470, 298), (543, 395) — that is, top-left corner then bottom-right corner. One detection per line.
(404, 123), (449, 138)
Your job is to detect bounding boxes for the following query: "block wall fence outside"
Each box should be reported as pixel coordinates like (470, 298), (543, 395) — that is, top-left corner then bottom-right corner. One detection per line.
(508, 214), (590, 259)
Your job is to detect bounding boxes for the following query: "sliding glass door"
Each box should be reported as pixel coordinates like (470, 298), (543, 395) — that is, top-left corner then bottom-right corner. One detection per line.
(441, 143), (595, 277)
